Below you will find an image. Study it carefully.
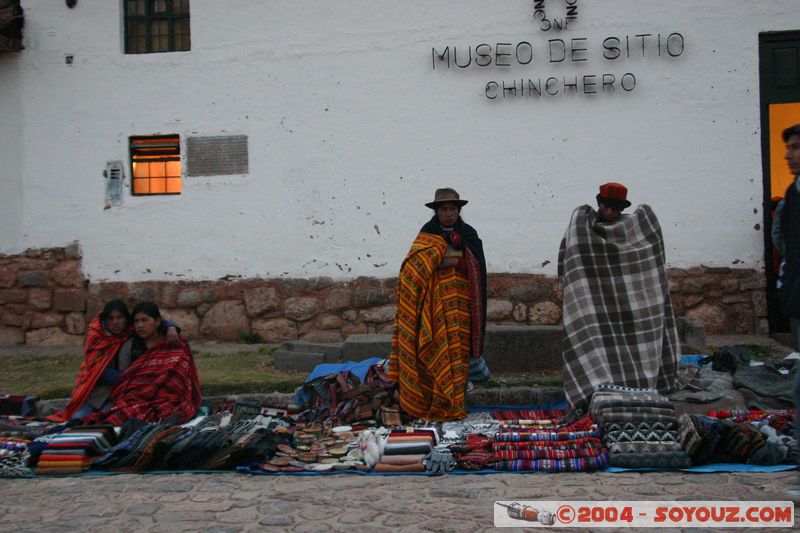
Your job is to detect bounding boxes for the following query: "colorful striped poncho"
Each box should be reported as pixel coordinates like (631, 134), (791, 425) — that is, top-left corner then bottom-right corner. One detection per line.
(389, 229), (480, 421)
(48, 314), (130, 422)
(81, 338), (201, 426)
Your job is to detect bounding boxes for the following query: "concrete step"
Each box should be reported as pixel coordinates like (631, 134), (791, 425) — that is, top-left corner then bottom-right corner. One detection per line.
(341, 334), (392, 361)
(280, 340), (343, 358)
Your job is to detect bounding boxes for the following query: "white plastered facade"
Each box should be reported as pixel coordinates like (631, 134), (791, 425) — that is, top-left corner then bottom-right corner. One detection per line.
(0, 1), (797, 282)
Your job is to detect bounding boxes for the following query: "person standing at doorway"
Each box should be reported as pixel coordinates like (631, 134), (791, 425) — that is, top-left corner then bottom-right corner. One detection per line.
(775, 124), (800, 352)
(776, 124), (800, 502)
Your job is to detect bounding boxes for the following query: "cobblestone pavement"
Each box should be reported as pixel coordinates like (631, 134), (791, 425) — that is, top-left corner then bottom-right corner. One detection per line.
(1, 470), (797, 532)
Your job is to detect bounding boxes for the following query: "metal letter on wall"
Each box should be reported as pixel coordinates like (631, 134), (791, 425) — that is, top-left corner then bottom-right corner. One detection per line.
(104, 160), (124, 206)
(186, 135), (249, 177)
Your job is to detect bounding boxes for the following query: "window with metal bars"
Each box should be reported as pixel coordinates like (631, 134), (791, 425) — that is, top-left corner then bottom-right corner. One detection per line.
(124, 0), (190, 54)
(130, 135), (182, 195)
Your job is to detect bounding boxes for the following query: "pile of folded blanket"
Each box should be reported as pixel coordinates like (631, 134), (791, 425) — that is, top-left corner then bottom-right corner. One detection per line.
(32, 425), (116, 475)
(489, 409), (607, 472)
(375, 429), (436, 472)
(591, 384), (690, 469)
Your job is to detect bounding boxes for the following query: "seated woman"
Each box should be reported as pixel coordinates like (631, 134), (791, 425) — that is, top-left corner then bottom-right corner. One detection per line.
(50, 300), (178, 422)
(80, 302), (201, 426)
(388, 187), (488, 422)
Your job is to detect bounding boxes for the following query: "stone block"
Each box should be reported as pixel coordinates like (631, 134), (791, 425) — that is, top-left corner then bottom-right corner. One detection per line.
(177, 289), (202, 307)
(685, 304), (727, 335)
(358, 305), (395, 324)
(161, 309), (201, 340)
(17, 271), (47, 288)
(161, 283), (180, 308)
(1, 308), (24, 327)
(316, 314), (343, 330)
(25, 327), (83, 346)
(739, 272), (766, 290)
(341, 333), (391, 361)
(251, 318), (297, 343)
(341, 322), (369, 337)
(324, 288), (352, 311)
(65, 312), (87, 335)
(682, 277), (714, 294)
(528, 301), (561, 325)
(0, 288), (27, 304)
(243, 286), (281, 316)
(0, 326), (23, 346)
(273, 349), (325, 373)
(481, 325), (563, 373)
(52, 289), (86, 311)
(50, 260), (84, 288)
(487, 299), (513, 321)
(0, 266), (16, 288)
(720, 278), (739, 293)
(300, 330), (344, 343)
(353, 287), (389, 308)
(509, 283), (552, 303)
(200, 300), (249, 340)
(685, 295), (704, 308)
(284, 297), (320, 321)
(27, 288), (52, 310)
(27, 312), (64, 329)
(751, 290), (767, 317)
(512, 303), (527, 322)
(129, 285), (159, 303)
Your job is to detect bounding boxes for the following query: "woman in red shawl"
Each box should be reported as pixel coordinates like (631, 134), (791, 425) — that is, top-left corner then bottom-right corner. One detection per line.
(49, 300), (132, 422)
(80, 302), (201, 426)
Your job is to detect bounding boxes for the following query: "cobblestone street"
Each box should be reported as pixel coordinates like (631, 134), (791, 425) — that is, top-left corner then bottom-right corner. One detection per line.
(1, 470), (797, 532)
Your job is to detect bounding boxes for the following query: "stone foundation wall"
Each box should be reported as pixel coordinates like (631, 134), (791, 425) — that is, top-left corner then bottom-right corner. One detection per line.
(0, 245), (769, 346)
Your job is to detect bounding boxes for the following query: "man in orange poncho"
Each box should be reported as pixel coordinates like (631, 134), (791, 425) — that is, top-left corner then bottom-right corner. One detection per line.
(389, 188), (488, 422)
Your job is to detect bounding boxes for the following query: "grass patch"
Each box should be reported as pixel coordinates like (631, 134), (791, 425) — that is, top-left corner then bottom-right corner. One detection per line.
(0, 347), (306, 399)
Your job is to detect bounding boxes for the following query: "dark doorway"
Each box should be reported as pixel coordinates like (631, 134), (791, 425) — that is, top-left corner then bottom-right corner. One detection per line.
(759, 31), (800, 334)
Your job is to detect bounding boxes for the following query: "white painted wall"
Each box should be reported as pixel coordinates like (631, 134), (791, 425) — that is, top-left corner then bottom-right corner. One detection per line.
(1, 0), (797, 281)
(0, 51), (22, 251)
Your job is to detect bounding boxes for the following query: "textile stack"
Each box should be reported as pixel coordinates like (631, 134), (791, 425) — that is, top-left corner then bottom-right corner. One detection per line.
(32, 425), (116, 475)
(374, 429), (436, 472)
(489, 409), (607, 472)
(0, 437), (32, 477)
(590, 384), (690, 469)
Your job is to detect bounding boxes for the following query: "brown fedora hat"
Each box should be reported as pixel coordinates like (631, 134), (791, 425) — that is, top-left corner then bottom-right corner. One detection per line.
(425, 187), (468, 209)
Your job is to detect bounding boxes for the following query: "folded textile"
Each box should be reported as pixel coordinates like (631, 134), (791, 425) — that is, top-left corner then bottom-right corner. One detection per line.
(492, 453), (608, 472)
(607, 451), (691, 469)
(607, 441), (682, 454)
(603, 430), (679, 444)
(602, 420), (679, 433)
(383, 442), (432, 456)
(491, 409), (568, 421)
(374, 463), (425, 472)
(377, 454), (426, 466)
(592, 408), (677, 423)
(494, 429), (600, 442)
(493, 445), (605, 461)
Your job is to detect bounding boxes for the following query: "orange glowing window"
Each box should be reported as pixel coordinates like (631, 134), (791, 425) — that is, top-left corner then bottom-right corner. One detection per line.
(130, 135), (182, 195)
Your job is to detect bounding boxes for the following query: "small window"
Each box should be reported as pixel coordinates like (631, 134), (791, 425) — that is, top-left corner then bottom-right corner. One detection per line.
(124, 0), (190, 54)
(130, 135), (182, 195)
